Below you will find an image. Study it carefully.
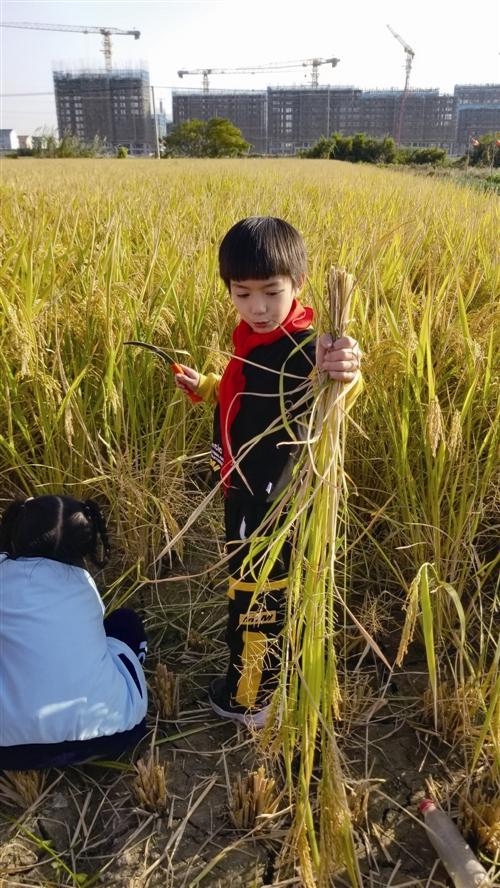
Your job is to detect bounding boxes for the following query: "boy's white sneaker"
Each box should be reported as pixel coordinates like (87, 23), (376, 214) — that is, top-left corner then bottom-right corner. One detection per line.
(208, 677), (271, 729)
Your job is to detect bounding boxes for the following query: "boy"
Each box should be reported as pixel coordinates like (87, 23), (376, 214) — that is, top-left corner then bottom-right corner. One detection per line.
(175, 217), (361, 727)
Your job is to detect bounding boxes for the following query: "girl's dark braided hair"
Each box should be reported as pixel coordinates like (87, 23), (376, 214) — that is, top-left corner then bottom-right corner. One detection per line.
(0, 495), (110, 568)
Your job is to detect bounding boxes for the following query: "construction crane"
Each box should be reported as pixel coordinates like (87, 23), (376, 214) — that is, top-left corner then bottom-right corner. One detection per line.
(178, 57), (340, 93)
(1, 21), (140, 72)
(387, 24), (415, 146)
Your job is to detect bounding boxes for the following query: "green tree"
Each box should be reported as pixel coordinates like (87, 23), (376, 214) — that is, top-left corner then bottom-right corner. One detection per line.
(162, 118), (249, 157)
(162, 119), (206, 157)
(117, 145), (129, 159)
(205, 118), (250, 157)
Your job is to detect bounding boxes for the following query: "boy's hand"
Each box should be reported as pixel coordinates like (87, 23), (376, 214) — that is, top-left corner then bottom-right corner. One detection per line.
(174, 364), (200, 395)
(316, 335), (361, 382)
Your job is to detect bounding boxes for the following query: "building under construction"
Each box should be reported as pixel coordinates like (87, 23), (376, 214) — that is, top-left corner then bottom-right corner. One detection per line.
(172, 83), (498, 155)
(454, 84), (500, 153)
(266, 87), (362, 154)
(53, 68), (153, 155)
(358, 89), (456, 148)
(172, 91), (267, 153)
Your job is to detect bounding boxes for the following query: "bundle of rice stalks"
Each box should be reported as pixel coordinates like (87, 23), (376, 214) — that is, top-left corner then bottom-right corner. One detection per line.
(229, 766), (280, 832)
(153, 662), (180, 719)
(256, 267), (365, 887)
(0, 769), (45, 808)
(132, 747), (168, 815)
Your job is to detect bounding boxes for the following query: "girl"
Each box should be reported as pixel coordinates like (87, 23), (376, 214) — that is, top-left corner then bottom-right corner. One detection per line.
(0, 495), (148, 770)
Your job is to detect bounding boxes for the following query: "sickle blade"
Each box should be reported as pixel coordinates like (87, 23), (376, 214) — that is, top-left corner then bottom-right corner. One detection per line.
(124, 340), (174, 365)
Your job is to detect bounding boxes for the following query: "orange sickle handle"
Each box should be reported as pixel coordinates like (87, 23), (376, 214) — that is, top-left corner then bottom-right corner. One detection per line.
(170, 363), (203, 403)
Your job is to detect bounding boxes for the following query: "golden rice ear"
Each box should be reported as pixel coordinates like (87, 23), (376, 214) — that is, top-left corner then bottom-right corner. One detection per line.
(328, 266), (355, 339)
(426, 395), (444, 457)
(131, 746), (168, 815)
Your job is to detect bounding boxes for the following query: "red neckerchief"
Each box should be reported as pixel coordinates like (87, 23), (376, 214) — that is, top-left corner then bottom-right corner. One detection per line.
(218, 298), (314, 491)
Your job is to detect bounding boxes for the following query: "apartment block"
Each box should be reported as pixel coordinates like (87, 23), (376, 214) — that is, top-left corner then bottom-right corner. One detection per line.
(53, 68), (154, 155)
(172, 91), (267, 153)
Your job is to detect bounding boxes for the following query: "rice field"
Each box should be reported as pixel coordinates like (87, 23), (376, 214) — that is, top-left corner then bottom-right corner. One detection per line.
(0, 158), (498, 887)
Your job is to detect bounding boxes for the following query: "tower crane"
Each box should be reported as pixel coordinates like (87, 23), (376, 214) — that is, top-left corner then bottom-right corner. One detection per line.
(387, 24), (415, 145)
(0, 21), (140, 72)
(178, 57), (340, 93)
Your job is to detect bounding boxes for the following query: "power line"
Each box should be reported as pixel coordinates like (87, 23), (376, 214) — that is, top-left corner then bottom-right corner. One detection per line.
(2, 92), (55, 97)
(1, 83), (307, 98)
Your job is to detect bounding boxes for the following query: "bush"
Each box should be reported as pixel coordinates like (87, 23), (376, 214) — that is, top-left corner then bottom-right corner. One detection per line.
(301, 132), (397, 164)
(117, 146), (128, 159)
(302, 133), (450, 166)
(330, 134), (353, 160)
(406, 146), (447, 165)
(298, 135), (332, 158)
(33, 131), (108, 158)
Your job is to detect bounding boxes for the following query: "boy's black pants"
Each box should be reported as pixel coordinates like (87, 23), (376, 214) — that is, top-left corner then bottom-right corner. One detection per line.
(224, 492), (291, 709)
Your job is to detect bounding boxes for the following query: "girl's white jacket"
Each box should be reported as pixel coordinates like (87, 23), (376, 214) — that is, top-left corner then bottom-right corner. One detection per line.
(0, 555), (147, 746)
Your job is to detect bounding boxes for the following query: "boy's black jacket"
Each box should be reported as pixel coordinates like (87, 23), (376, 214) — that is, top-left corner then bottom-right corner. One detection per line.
(211, 330), (316, 501)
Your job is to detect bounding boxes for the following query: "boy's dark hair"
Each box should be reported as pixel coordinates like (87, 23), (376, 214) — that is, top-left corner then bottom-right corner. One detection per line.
(0, 495), (110, 568)
(219, 217), (307, 288)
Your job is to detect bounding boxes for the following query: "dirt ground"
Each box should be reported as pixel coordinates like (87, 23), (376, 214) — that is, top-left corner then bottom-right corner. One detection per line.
(1, 585), (498, 888)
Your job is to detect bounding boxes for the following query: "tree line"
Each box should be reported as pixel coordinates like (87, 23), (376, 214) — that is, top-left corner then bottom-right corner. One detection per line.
(7, 120), (499, 166)
(299, 131), (500, 167)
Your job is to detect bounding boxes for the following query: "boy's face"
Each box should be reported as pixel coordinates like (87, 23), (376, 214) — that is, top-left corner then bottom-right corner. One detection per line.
(229, 276), (302, 333)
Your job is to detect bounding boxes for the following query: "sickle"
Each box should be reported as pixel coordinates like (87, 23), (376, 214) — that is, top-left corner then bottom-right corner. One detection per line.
(124, 340), (202, 403)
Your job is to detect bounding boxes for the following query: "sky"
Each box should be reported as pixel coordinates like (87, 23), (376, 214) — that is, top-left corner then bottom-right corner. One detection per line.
(1, 0), (499, 135)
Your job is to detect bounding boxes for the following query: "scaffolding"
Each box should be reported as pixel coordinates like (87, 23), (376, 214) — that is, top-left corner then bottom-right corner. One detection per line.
(172, 82), (499, 155)
(53, 67), (153, 154)
(172, 90), (267, 153)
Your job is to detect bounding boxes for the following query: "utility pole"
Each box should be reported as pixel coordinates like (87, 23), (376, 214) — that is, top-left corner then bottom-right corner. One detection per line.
(151, 85), (160, 159)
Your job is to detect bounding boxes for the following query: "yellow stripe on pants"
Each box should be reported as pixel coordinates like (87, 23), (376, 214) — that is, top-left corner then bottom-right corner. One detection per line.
(235, 631), (267, 707)
(227, 576), (288, 599)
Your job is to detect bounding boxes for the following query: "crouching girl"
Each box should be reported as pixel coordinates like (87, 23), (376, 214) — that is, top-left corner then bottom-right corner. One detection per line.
(0, 495), (147, 770)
